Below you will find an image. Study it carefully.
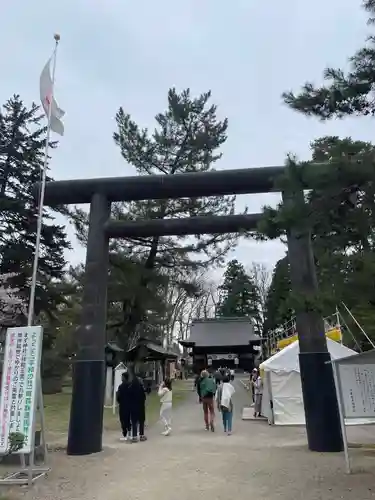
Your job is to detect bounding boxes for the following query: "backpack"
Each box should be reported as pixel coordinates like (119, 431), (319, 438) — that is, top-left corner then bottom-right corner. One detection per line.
(206, 377), (216, 397)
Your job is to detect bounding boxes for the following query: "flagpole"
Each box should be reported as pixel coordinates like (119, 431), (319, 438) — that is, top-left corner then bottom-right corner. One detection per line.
(27, 34), (60, 327)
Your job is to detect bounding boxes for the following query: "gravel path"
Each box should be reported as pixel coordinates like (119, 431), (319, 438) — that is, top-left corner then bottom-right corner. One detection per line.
(4, 378), (375, 500)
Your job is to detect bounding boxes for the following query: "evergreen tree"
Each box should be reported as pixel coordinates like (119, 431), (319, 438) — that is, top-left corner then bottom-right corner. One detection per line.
(282, 1), (375, 118)
(72, 88), (240, 347)
(278, 0), (375, 347)
(0, 95), (71, 320)
(263, 256), (293, 335)
(0, 273), (25, 327)
(216, 260), (262, 330)
(260, 137), (375, 345)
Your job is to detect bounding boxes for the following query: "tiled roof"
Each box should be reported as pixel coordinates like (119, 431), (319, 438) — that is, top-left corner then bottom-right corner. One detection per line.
(182, 318), (260, 347)
(126, 341), (178, 359)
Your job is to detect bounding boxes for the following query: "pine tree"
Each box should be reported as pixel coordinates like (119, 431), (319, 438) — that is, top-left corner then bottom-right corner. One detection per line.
(0, 95), (71, 320)
(216, 260), (262, 331)
(112, 88), (237, 269)
(260, 136), (375, 345)
(72, 88), (240, 347)
(0, 273), (25, 327)
(282, 1), (375, 118)
(263, 257), (293, 335)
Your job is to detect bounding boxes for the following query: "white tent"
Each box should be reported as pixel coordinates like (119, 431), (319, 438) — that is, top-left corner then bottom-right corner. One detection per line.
(260, 338), (375, 426)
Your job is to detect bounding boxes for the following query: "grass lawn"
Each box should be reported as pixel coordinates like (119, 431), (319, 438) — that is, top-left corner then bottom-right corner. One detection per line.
(42, 379), (189, 439)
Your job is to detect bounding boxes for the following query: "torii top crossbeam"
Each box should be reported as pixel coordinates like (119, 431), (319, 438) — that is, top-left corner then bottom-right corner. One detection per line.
(38, 161), (372, 206)
(42, 166), (284, 205)
(39, 161), (367, 206)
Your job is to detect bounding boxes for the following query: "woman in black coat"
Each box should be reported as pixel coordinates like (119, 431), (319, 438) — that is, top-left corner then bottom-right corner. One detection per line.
(116, 372), (131, 441)
(128, 375), (147, 442)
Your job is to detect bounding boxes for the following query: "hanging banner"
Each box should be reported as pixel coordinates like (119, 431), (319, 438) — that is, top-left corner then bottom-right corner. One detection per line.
(0, 326), (43, 454)
(208, 353), (237, 361)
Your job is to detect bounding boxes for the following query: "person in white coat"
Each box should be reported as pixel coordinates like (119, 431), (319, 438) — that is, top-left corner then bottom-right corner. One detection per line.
(158, 378), (172, 436)
(215, 375), (235, 435)
(252, 369), (263, 418)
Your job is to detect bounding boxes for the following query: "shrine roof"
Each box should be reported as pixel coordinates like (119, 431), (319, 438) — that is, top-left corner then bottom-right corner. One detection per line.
(180, 318), (260, 348)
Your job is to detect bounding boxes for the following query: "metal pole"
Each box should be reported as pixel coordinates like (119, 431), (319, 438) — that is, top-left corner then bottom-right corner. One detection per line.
(332, 362), (351, 473)
(341, 302), (375, 349)
(27, 35), (60, 327)
(335, 306), (343, 344)
(339, 312), (362, 352)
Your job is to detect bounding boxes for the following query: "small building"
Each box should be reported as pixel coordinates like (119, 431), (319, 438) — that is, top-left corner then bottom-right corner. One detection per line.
(179, 318), (260, 373)
(126, 337), (178, 386)
(105, 341), (124, 367)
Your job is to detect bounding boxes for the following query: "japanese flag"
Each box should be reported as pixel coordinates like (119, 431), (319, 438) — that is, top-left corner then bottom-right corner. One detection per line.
(39, 58), (65, 136)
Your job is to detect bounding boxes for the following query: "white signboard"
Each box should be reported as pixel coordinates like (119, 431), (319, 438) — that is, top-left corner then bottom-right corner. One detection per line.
(0, 326), (43, 454)
(112, 363), (127, 414)
(337, 363), (375, 418)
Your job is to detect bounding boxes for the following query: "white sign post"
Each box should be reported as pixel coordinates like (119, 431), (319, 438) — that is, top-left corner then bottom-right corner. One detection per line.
(0, 326), (49, 486)
(104, 366), (113, 408)
(112, 363), (127, 415)
(331, 350), (375, 474)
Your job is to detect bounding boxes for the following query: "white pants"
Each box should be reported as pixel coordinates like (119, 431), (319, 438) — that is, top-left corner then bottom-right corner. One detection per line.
(160, 402), (172, 429)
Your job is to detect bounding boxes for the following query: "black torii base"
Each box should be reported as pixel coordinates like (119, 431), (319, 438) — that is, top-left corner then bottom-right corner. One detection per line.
(299, 352), (343, 452)
(67, 360), (105, 455)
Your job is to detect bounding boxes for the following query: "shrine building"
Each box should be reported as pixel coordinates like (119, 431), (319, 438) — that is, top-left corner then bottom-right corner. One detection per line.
(179, 317), (260, 373)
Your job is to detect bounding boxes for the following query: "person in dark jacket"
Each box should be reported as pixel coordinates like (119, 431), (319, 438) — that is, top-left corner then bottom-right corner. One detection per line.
(214, 369), (222, 387)
(199, 370), (217, 431)
(194, 373), (202, 402)
(116, 372), (131, 441)
(128, 375), (147, 442)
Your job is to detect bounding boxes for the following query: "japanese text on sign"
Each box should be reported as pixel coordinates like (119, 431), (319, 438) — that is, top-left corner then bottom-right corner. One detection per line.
(0, 326), (43, 454)
(338, 364), (375, 418)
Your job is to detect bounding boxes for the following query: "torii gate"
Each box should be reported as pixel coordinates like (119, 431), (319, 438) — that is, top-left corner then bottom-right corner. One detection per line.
(39, 163), (349, 455)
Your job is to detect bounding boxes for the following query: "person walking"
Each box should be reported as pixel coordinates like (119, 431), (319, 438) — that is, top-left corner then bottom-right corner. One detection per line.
(116, 371), (131, 441)
(216, 375), (235, 435)
(199, 370), (217, 432)
(250, 368), (257, 404)
(252, 369), (263, 418)
(128, 374), (147, 442)
(214, 368), (222, 387)
(158, 378), (172, 436)
(194, 372), (202, 402)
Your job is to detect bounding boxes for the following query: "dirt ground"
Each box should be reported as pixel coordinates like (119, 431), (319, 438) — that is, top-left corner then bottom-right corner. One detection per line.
(2, 378), (375, 500)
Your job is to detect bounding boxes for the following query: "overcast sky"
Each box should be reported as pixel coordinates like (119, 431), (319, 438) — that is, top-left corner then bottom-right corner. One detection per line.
(2, 0), (373, 279)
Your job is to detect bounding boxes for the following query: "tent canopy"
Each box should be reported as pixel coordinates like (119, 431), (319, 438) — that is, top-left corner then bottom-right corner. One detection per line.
(259, 339), (371, 426)
(260, 338), (355, 373)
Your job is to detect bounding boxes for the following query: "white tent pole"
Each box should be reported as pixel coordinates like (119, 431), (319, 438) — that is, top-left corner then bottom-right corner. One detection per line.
(335, 306), (342, 344)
